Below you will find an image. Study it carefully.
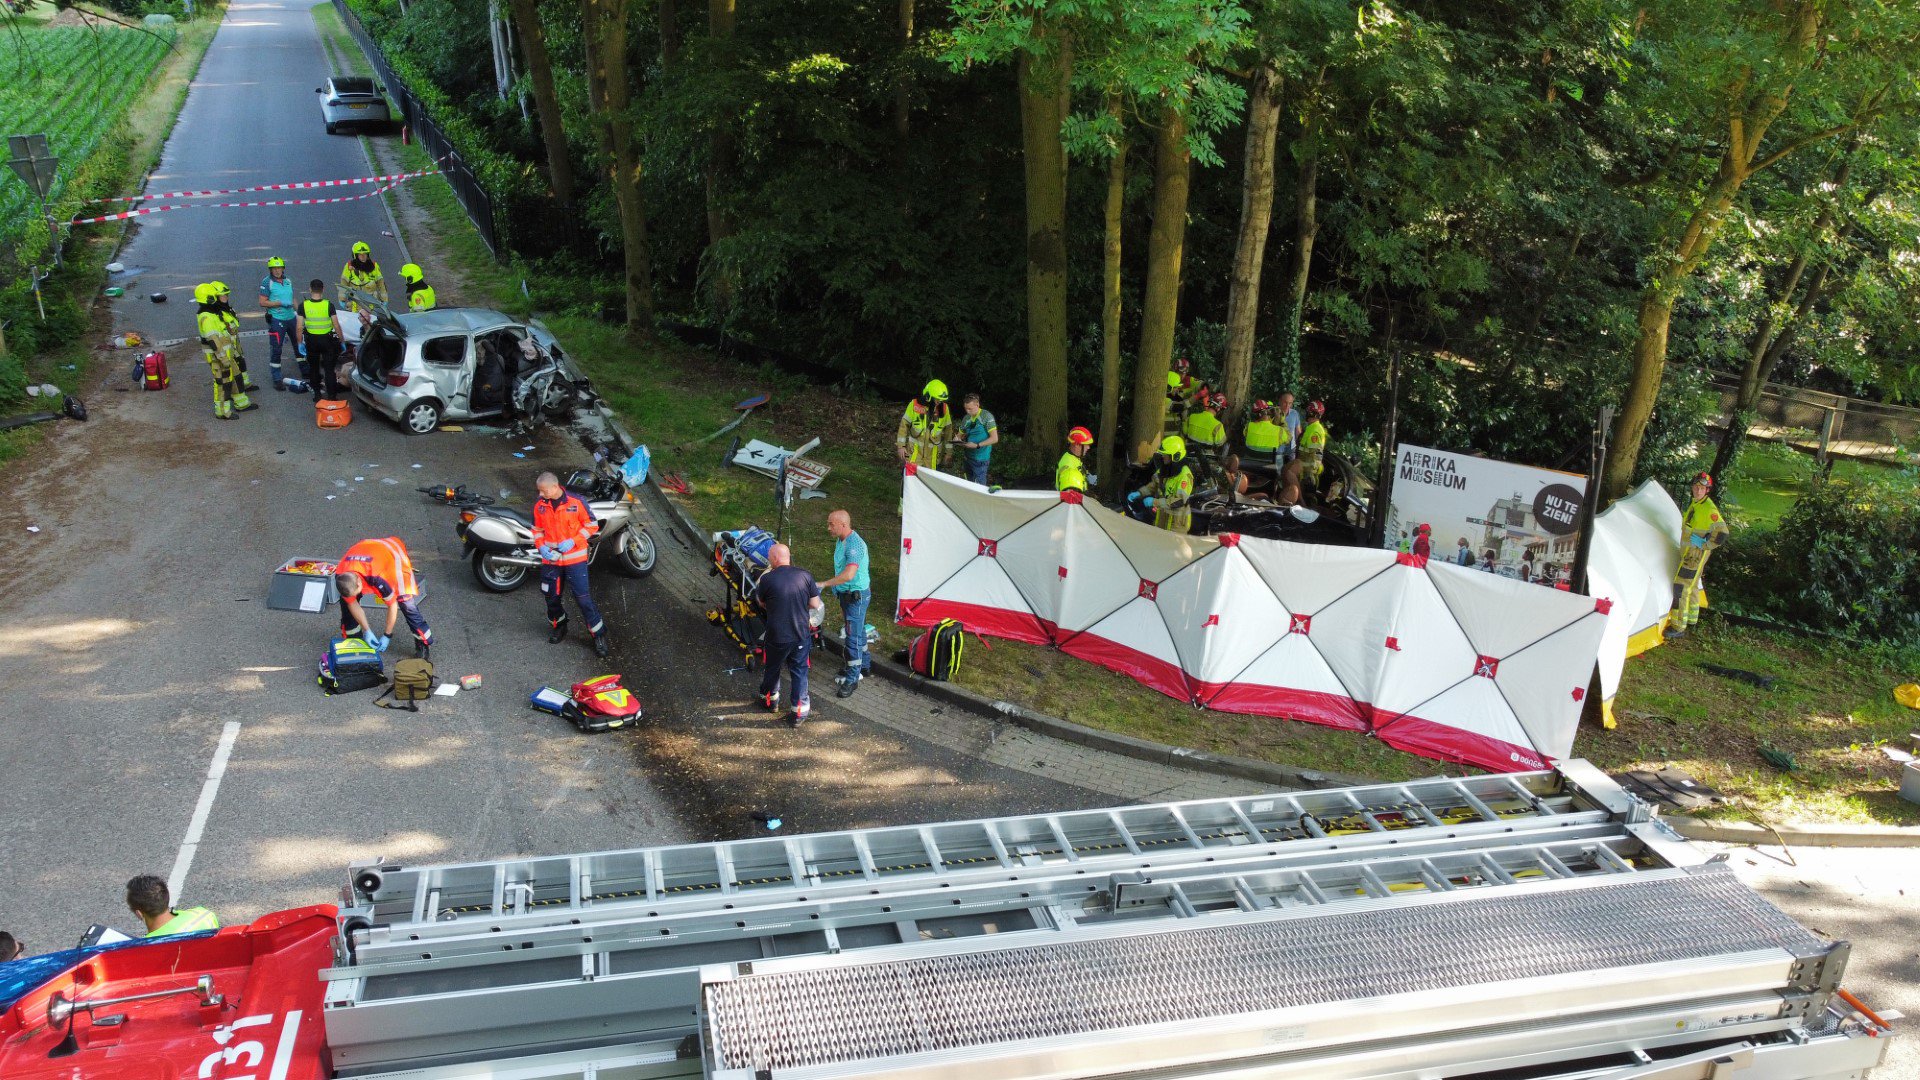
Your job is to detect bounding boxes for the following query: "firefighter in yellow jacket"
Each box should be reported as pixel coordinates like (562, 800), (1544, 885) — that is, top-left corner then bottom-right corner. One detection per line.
(1667, 472), (1731, 638)
(194, 282), (253, 419)
(1297, 400), (1329, 494)
(895, 379), (953, 470)
(339, 241), (387, 312)
(1132, 436), (1197, 534)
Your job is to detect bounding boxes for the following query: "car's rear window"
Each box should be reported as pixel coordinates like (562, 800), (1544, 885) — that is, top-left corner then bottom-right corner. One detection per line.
(333, 77), (376, 95)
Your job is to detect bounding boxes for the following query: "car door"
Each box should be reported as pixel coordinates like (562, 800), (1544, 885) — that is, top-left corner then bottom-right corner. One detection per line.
(418, 334), (473, 415)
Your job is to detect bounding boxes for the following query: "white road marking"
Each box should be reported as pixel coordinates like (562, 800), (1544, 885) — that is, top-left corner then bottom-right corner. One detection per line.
(168, 721), (242, 898)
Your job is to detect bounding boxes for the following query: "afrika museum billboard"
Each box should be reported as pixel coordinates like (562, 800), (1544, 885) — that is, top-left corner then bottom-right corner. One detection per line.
(1385, 443), (1587, 590)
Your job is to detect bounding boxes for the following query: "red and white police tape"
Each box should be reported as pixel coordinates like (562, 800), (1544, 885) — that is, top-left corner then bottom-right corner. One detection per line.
(87, 157), (451, 203)
(70, 169), (439, 226)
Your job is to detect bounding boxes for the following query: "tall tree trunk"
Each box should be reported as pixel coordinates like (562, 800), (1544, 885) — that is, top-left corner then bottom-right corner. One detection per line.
(1278, 80), (1322, 387)
(583, 0), (654, 328)
(706, 0), (739, 310)
(508, 0), (574, 206)
(893, 0), (914, 141)
(1219, 63), (1281, 431)
(1602, 3), (1823, 501)
(1709, 152), (1855, 483)
(660, 0), (681, 65)
(1018, 42), (1072, 459)
(1129, 107), (1192, 466)
(1095, 93), (1125, 492)
(1709, 258), (1831, 483)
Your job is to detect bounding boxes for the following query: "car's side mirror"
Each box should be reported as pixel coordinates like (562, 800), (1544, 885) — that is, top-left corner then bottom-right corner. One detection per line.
(315, 87), (324, 93)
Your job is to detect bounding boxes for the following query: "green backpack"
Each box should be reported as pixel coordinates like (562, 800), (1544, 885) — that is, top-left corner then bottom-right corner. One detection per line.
(375, 658), (436, 711)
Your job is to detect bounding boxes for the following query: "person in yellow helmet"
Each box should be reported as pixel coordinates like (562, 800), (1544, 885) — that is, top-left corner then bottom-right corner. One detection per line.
(895, 379), (952, 470)
(194, 282), (253, 419)
(1131, 436), (1197, 534)
(1057, 426), (1094, 493)
(1667, 472), (1731, 638)
(1297, 400), (1329, 497)
(339, 241), (387, 312)
(400, 262), (436, 311)
(211, 281), (258, 393)
(1165, 356), (1203, 433)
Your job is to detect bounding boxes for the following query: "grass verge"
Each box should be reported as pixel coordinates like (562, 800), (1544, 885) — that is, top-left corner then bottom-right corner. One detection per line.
(0, 3), (223, 468)
(335, 15), (1920, 824)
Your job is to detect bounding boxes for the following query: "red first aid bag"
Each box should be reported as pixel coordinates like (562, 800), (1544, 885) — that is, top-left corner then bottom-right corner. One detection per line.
(140, 351), (169, 391)
(568, 674), (641, 732)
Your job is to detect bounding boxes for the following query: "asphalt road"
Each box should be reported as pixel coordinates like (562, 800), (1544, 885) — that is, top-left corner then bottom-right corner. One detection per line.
(0, 0), (1105, 954)
(3, 6), (1914, 1069)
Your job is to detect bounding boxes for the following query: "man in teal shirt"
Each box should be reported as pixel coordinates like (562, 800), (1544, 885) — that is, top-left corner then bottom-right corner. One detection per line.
(820, 509), (872, 697)
(257, 256), (299, 390)
(956, 392), (998, 486)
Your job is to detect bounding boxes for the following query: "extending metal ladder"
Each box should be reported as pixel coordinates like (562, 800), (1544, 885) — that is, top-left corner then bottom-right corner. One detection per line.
(320, 763), (1887, 1080)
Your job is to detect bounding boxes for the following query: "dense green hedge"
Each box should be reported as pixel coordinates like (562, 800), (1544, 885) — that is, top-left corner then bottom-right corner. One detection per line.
(1713, 475), (1920, 644)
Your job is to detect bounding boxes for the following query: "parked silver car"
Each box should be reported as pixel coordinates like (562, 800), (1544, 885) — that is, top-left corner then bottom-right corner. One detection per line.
(317, 76), (391, 133)
(350, 308), (579, 435)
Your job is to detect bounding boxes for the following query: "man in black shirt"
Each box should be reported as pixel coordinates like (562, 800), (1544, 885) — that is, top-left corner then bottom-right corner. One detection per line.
(755, 543), (823, 726)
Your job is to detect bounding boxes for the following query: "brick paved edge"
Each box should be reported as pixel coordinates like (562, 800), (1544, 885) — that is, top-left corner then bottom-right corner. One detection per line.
(1664, 814), (1920, 849)
(612, 428), (1364, 795)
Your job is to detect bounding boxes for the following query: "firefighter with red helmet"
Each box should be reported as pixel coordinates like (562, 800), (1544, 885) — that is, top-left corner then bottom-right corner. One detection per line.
(1165, 357), (1203, 432)
(1057, 426), (1094, 493)
(1667, 472), (1730, 638)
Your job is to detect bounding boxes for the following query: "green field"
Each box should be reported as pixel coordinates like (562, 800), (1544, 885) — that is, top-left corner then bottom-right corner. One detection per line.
(0, 20), (175, 263)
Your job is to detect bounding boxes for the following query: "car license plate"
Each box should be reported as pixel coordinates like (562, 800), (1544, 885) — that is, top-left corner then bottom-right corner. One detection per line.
(350, 103), (370, 110)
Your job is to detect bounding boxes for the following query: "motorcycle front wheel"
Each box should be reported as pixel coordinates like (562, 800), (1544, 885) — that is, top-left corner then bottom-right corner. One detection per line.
(614, 526), (657, 577)
(472, 550), (530, 592)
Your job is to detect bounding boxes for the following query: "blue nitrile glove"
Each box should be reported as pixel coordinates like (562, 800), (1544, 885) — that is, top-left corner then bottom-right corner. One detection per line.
(369, 634), (389, 653)
(538, 544), (559, 561)
(296, 340), (306, 357)
(1143, 496), (1156, 509)
(1127, 491), (1142, 505)
(557, 538), (576, 553)
(1688, 534), (1708, 548)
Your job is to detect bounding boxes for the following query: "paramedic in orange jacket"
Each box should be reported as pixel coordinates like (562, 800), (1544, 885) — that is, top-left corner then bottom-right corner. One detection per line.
(533, 470), (610, 658)
(334, 537), (432, 659)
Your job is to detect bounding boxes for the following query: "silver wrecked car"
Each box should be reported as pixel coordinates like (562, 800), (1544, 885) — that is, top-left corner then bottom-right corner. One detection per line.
(349, 308), (587, 435)
(317, 75), (391, 134)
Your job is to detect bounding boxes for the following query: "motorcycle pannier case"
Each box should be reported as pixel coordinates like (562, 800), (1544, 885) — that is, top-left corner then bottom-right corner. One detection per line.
(905, 618), (965, 681)
(463, 514), (522, 555)
(319, 636), (385, 695)
(316, 398), (352, 428)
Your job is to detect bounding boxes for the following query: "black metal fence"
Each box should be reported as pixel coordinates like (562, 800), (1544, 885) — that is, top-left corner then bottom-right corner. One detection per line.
(333, 0), (500, 258)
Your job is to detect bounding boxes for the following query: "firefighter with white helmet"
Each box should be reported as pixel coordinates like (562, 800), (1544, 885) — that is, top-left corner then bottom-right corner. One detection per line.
(896, 379), (953, 470)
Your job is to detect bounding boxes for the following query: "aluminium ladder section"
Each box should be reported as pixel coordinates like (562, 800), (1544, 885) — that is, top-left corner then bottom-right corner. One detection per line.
(339, 768), (1612, 934)
(695, 865), (1864, 1080)
(321, 767), (1678, 1076)
(322, 831), (1671, 1074)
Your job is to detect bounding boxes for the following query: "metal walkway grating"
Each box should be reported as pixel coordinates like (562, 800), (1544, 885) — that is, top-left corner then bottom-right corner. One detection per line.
(703, 869), (1823, 1073)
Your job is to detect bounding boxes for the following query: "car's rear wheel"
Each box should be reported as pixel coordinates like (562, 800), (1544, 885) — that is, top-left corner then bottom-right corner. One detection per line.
(402, 398), (443, 435)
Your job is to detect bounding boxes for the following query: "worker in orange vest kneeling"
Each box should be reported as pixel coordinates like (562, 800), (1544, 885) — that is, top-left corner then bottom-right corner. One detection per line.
(334, 536), (433, 659)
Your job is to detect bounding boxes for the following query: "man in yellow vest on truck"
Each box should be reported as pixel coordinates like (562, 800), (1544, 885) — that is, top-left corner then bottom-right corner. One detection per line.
(1242, 398), (1287, 465)
(1131, 436), (1197, 534)
(1297, 399), (1329, 495)
(895, 379), (953, 470)
(194, 283), (253, 419)
(339, 240), (387, 312)
(126, 875), (219, 938)
(1667, 471), (1731, 638)
(1056, 425), (1094, 493)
